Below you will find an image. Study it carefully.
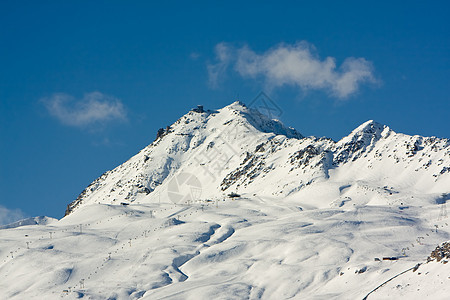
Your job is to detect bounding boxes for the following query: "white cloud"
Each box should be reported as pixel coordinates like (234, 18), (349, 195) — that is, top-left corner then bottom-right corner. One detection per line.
(190, 52), (201, 60)
(207, 42), (234, 88)
(0, 205), (26, 225)
(208, 41), (376, 98)
(42, 92), (127, 128)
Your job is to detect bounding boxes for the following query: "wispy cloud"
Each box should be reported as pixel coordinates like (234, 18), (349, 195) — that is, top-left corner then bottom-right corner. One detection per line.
(207, 41), (376, 98)
(42, 92), (127, 128)
(0, 205), (26, 225)
(190, 52), (201, 60)
(207, 43), (233, 88)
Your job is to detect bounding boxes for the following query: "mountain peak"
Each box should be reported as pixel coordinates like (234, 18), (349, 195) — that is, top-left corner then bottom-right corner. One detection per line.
(339, 119), (392, 145)
(65, 101), (450, 216)
(206, 101), (303, 139)
(354, 120), (388, 133)
(333, 120), (392, 164)
(225, 100), (247, 109)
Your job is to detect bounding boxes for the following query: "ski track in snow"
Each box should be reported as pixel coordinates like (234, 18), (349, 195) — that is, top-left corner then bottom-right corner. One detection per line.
(1, 199), (449, 299)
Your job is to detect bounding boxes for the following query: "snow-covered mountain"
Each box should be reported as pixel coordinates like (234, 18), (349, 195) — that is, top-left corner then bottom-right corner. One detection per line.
(66, 101), (449, 214)
(1, 101), (449, 299)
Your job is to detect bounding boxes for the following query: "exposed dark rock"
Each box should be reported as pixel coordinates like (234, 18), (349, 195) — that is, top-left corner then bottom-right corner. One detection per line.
(156, 128), (165, 139)
(289, 145), (320, 167)
(228, 192), (241, 198)
(255, 143), (265, 152)
(192, 105), (204, 113)
(406, 139), (423, 157)
(427, 242), (450, 262)
(137, 187), (152, 194)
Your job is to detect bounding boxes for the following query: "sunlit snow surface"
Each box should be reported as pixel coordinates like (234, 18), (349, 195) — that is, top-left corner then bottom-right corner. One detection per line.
(1, 102), (449, 299)
(1, 197), (449, 299)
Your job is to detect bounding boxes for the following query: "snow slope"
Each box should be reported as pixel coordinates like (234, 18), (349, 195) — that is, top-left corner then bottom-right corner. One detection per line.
(0, 216), (58, 230)
(1, 102), (449, 299)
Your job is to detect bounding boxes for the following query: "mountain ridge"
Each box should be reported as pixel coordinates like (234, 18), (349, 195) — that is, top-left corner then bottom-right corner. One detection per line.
(65, 101), (450, 216)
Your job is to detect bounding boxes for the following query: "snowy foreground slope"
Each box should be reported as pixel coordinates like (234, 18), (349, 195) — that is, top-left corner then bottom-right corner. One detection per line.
(1, 102), (450, 299)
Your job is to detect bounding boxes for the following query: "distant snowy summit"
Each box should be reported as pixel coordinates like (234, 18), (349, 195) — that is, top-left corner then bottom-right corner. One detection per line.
(0, 216), (58, 230)
(65, 101), (450, 215)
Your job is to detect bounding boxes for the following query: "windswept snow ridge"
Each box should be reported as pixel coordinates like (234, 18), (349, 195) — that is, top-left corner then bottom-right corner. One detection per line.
(1, 101), (449, 299)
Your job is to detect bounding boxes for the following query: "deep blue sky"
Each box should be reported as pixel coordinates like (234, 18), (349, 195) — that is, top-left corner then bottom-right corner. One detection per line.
(1, 1), (449, 222)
